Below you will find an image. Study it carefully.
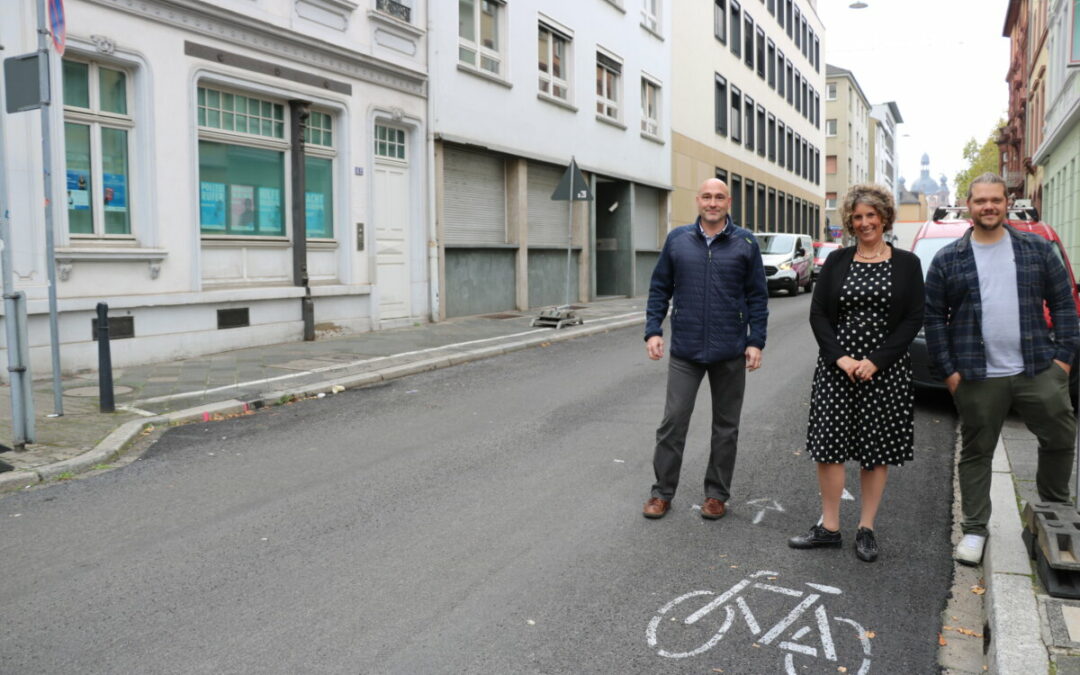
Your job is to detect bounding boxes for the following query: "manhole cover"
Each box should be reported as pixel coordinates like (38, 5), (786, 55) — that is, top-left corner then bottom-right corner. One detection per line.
(64, 385), (134, 397)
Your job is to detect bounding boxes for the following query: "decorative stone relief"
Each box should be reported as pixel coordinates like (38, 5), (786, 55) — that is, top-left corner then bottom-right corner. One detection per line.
(373, 28), (416, 56)
(90, 35), (116, 54)
(148, 260), (162, 279)
(57, 261), (72, 282)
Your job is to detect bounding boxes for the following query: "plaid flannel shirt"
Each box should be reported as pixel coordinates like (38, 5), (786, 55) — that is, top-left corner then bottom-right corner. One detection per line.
(924, 224), (1079, 381)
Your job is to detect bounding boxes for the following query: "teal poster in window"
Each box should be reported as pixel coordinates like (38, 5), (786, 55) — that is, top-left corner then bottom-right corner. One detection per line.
(1073, 0), (1080, 65)
(103, 173), (127, 211)
(257, 187), (282, 235)
(200, 181), (226, 231)
(67, 170), (90, 210)
(230, 185), (256, 233)
(306, 192), (326, 238)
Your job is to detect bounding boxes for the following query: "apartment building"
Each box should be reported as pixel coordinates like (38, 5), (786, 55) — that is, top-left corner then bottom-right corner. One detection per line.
(0, 0), (429, 375)
(824, 64), (870, 234)
(428, 0), (672, 316)
(672, 0), (825, 239)
(869, 102), (902, 198)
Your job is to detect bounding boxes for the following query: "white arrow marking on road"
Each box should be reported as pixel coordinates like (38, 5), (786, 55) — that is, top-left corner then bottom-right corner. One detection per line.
(842, 488), (855, 501)
(746, 498), (785, 524)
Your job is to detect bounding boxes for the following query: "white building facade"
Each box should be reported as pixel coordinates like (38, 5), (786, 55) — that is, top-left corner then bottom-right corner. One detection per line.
(0, 0), (430, 377)
(869, 101), (902, 198)
(428, 0), (673, 316)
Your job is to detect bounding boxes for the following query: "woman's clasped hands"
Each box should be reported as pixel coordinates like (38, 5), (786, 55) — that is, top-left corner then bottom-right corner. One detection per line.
(836, 355), (879, 382)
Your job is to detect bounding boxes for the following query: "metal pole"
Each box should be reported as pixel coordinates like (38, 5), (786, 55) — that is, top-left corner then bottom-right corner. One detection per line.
(0, 43), (35, 446)
(96, 303), (113, 413)
(565, 185), (572, 308)
(36, 0), (63, 415)
(289, 100), (314, 341)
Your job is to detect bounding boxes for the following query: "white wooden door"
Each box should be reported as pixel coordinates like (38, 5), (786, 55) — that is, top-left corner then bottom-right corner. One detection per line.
(374, 162), (410, 321)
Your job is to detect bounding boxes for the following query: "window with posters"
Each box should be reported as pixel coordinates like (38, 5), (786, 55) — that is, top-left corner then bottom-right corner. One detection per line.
(196, 86), (336, 239)
(1072, 0), (1080, 67)
(62, 58), (134, 237)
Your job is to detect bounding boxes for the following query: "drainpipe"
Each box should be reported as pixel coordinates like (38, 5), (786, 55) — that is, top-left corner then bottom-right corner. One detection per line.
(425, 6), (440, 322)
(289, 100), (314, 341)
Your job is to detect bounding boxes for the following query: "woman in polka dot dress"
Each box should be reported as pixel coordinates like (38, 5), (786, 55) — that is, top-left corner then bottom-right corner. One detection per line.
(788, 184), (925, 563)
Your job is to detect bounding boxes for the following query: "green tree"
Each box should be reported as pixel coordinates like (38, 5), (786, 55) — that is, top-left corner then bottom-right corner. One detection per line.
(953, 120), (1004, 202)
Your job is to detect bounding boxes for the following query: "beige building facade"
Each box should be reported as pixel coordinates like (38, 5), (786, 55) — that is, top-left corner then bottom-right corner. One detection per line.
(672, 0), (826, 239)
(824, 64), (870, 237)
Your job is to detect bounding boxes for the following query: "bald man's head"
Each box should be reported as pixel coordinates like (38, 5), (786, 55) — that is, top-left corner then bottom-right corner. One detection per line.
(696, 178), (731, 232)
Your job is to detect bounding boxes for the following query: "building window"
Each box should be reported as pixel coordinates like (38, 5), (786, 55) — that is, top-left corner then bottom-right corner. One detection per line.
(1070, 0), (1080, 65)
(777, 51), (785, 97)
(731, 173), (743, 226)
(374, 123), (405, 160)
(715, 0), (727, 43)
(756, 105), (766, 157)
(715, 75), (728, 136)
(756, 27), (766, 79)
(459, 0), (503, 76)
(538, 23), (571, 101)
(786, 128), (793, 172)
(745, 179), (756, 230)
(776, 0), (784, 28)
(62, 58), (134, 237)
(776, 120), (785, 165)
(376, 0), (412, 23)
(794, 70), (802, 113)
(197, 85), (287, 237)
(757, 183), (766, 234)
(730, 85), (743, 142)
(744, 14), (754, 69)
(768, 187), (776, 230)
(767, 40), (776, 88)
(786, 0), (794, 38)
(641, 77), (660, 136)
(814, 35), (820, 72)
(826, 155), (837, 174)
(794, 7), (802, 48)
(767, 113), (776, 162)
(642, 0), (660, 33)
(730, 0), (742, 58)
(801, 80), (808, 119)
(596, 52), (622, 121)
(826, 192), (837, 210)
(768, 0), (775, 16)
(786, 62), (793, 105)
(716, 167), (728, 183)
(794, 133), (801, 176)
(826, 118), (837, 136)
(827, 81), (836, 100)
(744, 95), (754, 150)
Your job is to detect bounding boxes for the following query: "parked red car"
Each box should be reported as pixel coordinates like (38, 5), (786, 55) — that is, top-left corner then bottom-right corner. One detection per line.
(908, 206), (1080, 406)
(812, 241), (841, 280)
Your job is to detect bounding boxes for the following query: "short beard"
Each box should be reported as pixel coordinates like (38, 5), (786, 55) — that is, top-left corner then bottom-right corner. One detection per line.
(973, 217), (1003, 231)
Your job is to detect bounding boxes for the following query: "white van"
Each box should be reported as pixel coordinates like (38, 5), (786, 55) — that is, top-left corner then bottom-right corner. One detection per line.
(755, 233), (814, 296)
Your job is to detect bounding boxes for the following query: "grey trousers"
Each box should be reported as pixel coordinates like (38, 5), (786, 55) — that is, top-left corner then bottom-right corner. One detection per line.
(651, 354), (747, 502)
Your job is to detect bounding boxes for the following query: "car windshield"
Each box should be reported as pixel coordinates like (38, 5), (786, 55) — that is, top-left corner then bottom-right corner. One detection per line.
(817, 246), (838, 261)
(912, 237), (960, 280)
(756, 234), (797, 254)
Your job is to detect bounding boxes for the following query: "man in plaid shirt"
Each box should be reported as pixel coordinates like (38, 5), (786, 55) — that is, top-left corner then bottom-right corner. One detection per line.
(925, 172), (1078, 566)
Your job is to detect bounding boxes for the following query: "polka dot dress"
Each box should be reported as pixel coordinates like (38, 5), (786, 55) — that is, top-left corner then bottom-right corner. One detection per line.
(806, 260), (915, 469)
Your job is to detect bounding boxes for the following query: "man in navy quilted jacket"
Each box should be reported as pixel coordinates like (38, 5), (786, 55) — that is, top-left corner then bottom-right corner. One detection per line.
(642, 177), (769, 520)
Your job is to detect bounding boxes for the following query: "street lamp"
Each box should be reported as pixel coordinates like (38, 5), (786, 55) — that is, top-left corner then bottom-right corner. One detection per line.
(849, 1), (868, 8)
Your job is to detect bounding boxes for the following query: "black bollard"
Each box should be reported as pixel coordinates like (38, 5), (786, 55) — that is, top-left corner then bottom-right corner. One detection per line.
(97, 303), (115, 413)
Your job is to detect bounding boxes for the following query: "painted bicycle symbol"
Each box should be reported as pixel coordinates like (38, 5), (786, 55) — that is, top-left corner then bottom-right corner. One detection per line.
(646, 570), (872, 674)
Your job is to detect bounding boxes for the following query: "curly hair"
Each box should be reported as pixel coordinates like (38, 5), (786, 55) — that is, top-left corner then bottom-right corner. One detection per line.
(840, 183), (896, 237)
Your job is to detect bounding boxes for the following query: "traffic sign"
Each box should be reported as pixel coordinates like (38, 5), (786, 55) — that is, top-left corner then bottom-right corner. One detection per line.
(551, 158), (593, 202)
(48, 0), (66, 55)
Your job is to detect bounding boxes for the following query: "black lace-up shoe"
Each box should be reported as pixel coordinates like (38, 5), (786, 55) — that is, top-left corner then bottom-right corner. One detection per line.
(788, 524), (842, 549)
(855, 527), (879, 563)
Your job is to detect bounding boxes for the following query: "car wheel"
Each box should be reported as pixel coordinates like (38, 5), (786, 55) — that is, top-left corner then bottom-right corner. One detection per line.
(805, 277), (814, 294)
(788, 279), (799, 296)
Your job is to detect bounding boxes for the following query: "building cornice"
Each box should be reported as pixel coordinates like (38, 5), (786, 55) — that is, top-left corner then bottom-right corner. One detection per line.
(83, 0), (426, 97)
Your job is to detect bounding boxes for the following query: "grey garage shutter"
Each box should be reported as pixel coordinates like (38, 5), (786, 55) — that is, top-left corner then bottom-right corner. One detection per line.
(444, 146), (506, 245)
(527, 161), (569, 247)
(633, 185), (662, 250)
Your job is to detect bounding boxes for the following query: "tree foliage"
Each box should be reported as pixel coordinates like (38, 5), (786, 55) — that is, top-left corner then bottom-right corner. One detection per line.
(953, 120), (1004, 202)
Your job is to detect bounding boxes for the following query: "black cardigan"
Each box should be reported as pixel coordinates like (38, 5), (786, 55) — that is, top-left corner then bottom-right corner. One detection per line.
(809, 244), (925, 371)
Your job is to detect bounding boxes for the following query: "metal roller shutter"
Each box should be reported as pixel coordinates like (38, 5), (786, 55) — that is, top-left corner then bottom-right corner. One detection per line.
(633, 185), (661, 250)
(527, 161), (570, 247)
(444, 147), (506, 245)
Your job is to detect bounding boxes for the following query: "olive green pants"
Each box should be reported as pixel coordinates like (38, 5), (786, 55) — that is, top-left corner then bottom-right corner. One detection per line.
(953, 365), (1076, 536)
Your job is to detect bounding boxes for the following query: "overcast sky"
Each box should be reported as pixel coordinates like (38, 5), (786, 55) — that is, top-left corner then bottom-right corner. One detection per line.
(816, 0), (1010, 198)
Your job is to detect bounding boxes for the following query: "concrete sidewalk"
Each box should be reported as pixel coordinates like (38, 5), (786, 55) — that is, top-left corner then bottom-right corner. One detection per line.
(0, 297), (646, 491)
(980, 419), (1080, 674)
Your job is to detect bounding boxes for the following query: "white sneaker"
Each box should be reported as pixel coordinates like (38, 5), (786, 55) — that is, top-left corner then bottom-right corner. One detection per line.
(955, 534), (987, 566)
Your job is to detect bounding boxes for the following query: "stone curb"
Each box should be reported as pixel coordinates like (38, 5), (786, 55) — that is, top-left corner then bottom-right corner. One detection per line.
(985, 437), (1050, 674)
(0, 314), (644, 494)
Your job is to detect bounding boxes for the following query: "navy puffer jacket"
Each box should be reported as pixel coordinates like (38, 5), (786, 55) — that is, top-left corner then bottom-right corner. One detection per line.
(644, 218), (769, 363)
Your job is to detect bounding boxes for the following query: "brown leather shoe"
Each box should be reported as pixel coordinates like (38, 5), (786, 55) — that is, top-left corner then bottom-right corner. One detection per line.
(701, 498), (727, 520)
(643, 497), (671, 519)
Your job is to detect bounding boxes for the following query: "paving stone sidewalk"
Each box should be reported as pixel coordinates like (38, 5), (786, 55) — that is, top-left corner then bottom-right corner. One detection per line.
(0, 298), (646, 490)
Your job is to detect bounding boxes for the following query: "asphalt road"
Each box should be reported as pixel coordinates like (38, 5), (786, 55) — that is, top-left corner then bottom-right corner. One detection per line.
(0, 291), (958, 674)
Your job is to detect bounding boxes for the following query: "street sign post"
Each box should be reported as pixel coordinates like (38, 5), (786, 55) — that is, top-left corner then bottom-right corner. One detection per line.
(532, 158), (593, 329)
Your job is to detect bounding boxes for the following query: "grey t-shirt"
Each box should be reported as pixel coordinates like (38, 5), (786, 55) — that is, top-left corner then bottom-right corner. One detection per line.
(971, 230), (1024, 377)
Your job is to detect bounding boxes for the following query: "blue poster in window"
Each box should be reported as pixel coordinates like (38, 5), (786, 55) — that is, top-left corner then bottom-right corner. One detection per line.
(306, 192), (326, 238)
(103, 173), (127, 211)
(1073, 0), (1080, 64)
(66, 169), (90, 210)
(199, 181), (226, 230)
(256, 187), (281, 234)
